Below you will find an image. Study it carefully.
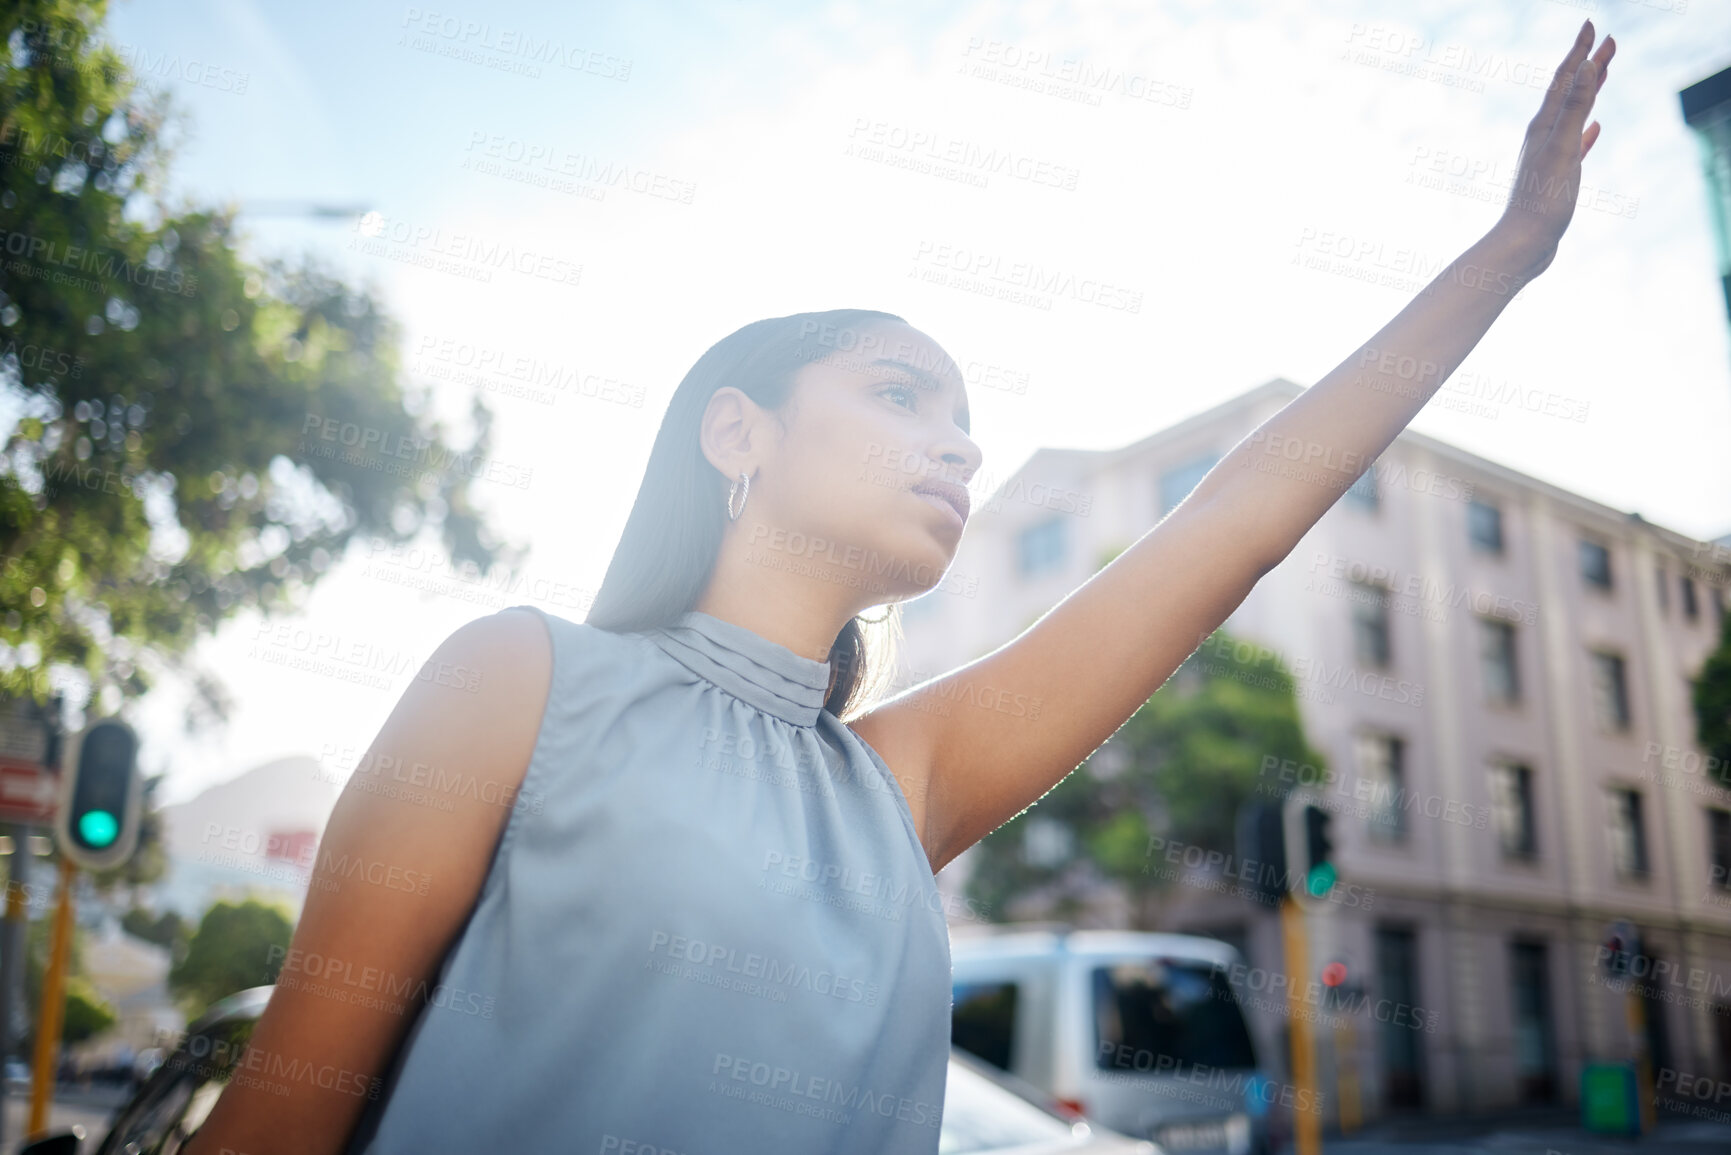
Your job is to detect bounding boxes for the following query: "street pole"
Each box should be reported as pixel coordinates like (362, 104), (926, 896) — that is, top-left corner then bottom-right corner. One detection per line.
(27, 856), (74, 1138)
(1333, 1013), (1361, 1133)
(0, 820), (28, 1150)
(0, 693), (57, 1150)
(1626, 987), (1655, 1132)
(1282, 894), (1321, 1155)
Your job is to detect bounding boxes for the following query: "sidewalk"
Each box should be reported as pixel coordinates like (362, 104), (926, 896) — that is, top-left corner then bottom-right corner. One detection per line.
(1304, 1104), (1731, 1154)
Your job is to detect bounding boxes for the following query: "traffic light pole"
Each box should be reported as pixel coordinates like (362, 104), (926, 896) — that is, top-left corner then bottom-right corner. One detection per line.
(1333, 1013), (1361, 1133)
(1282, 894), (1321, 1155)
(1626, 987), (1655, 1132)
(27, 856), (74, 1137)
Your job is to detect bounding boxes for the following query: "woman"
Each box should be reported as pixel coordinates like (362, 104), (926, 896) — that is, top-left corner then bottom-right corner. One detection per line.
(187, 22), (1613, 1155)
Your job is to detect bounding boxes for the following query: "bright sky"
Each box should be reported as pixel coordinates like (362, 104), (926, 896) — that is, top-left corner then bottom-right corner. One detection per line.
(93, 0), (1731, 806)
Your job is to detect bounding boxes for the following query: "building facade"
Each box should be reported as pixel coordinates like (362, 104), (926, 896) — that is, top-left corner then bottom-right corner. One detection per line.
(898, 378), (1731, 1121)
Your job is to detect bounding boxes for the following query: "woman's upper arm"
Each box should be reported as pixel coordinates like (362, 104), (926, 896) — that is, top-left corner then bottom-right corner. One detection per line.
(184, 606), (554, 1155)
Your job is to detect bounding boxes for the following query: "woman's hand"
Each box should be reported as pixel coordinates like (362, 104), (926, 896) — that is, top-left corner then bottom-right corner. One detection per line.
(1495, 19), (1616, 280)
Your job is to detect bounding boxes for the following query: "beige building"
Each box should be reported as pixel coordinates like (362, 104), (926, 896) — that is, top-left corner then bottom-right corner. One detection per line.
(899, 378), (1731, 1121)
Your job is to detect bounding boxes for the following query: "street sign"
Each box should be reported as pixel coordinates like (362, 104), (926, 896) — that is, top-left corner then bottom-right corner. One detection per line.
(0, 757), (56, 826)
(0, 698), (48, 765)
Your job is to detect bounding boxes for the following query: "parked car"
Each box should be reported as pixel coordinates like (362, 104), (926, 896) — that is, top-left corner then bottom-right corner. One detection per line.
(16, 985), (1164, 1154)
(950, 927), (1284, 1155)
(943, 1047), (1161, 1154)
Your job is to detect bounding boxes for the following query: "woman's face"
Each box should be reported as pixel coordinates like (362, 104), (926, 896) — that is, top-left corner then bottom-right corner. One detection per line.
(740, 320), (983, 606)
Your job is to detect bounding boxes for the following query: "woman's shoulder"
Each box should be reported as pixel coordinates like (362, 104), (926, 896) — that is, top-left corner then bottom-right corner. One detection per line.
(488, 604), (655, 671)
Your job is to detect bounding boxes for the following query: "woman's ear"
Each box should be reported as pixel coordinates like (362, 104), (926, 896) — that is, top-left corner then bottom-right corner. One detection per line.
(699, 387), (761, 481)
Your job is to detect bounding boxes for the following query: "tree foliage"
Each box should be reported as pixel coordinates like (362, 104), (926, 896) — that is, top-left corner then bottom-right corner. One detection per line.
(59, 973), (115, 1045)
(121, 902), (187, 959)
(965, 626), (1328, 928)
(167, 898), (291, 1016)
(1694, 596), (1731, 789)
(0, 0), (518, 723)
(21, 910), (114, 1051)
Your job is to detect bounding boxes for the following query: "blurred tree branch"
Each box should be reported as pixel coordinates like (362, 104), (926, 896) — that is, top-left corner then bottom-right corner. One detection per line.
(0, 0), (523, 725)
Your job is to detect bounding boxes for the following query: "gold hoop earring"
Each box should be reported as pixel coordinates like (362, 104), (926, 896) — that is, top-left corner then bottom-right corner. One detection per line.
(858, 604), (893, 625)
(727, 472), (750, 521)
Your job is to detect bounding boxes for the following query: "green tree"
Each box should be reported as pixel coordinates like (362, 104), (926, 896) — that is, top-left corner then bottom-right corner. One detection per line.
(0, 0), (519, 724)
(1693, 597), (1731, 789)
(60, 974), (116, 1045)
(168, 899), (292, 1016)
(965, 626), (1328, 928)
(20, 911), (116, 1052)
(121, 902), (188, 960)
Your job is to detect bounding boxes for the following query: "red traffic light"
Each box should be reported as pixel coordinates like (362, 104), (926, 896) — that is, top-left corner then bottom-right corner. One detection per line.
(1321, 961), (1348, 988)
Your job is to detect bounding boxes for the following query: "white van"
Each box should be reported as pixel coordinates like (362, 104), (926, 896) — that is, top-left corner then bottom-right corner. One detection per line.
(950, 928), (1281, 1155)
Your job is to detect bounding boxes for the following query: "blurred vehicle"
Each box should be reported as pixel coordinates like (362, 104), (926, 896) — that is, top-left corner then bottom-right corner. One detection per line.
(951, 928), (1284, 1155)
(943, 1046), (1160, 1153)
(15, 985), (1163, 1154)
(5, 1056), (31, 1092)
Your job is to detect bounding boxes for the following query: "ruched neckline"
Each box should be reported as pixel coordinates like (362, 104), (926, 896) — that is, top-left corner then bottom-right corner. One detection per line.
(648, 611), (832, 727)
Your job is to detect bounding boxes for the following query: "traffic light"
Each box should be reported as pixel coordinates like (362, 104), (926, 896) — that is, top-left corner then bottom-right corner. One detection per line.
(54, 717), (142, 871)
(1301, 804), (1335, 898)
(1234, 800), (1288, 908)
(1601, 920), (1640, 979)
(1279, 792), (1340, 904)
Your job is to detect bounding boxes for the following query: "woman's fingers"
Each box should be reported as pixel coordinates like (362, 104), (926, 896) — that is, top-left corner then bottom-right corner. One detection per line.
(1553, 43), (1610, 151)
(1531, 21), (1598, 140)
(1582, 121), (1601, 160)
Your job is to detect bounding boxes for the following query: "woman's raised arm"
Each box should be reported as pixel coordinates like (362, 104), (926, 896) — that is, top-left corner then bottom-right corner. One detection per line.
(183, 606), (553, 1155)
(853, 22), (1616, 875)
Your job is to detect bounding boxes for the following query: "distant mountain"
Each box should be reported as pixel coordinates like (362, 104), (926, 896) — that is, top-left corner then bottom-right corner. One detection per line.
(159, 754), (339, 860)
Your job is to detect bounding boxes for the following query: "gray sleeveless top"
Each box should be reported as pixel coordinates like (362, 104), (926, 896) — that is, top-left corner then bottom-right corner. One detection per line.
(342, 607), (952, 1154)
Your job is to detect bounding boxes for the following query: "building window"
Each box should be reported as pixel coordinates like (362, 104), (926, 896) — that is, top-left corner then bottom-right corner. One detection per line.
(1589, 650), (1631, 732)
(1710, 808), (1731, 892)
(1468, 499), (1504, 554)
(1508, 940), (1557, 1103)
(1357, 732), (1407, 845)
(1682, 576), (1700, 621)
(1374, 927), (1425, 1108)
(1606, 788), (1649, 880)
(1346, 468), (1378, 511)
(1580, 539), (1612, 591)
(1479, 618), (1521, 706)
(1017, 516), (1067, 577)
(1352, 582), (1392, 669)
(1158, 452), (1221, 518)
(1656, 564), (1670, 613)
(1490, 762), (1537, 860)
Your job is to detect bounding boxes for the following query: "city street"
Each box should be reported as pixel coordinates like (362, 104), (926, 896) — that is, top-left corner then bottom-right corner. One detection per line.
(2, 0), (1729, 1152)
(0, 1087), (122, 1155)
(1301, 1108), (1731, 1155)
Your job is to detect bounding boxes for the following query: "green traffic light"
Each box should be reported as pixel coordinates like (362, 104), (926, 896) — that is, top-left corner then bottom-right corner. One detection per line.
(1306, 861), (1337, 897)
(79, 809), (119, 849)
